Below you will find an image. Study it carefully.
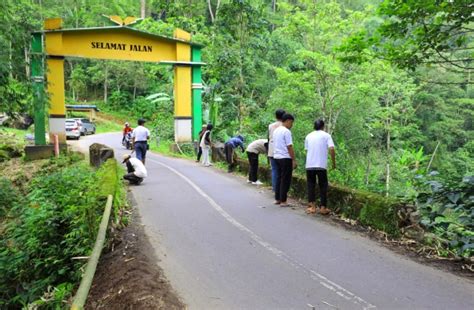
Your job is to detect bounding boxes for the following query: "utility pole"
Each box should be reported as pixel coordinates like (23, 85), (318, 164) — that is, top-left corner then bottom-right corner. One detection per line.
(141, 0), (146, 19)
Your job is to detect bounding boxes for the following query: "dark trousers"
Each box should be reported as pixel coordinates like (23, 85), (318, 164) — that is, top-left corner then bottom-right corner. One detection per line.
(247, 152), (259, 182)
(197, 146), (202, 161)
(124, 173), (143, 185)
(275, 158), (293, 202)
(224, 143), (235, 172)
(135, 141), (147, 162)
(307, 169), (328, 206)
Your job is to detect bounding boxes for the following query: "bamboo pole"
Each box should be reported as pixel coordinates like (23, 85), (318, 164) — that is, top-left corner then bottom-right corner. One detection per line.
(71, 195), (113, 310)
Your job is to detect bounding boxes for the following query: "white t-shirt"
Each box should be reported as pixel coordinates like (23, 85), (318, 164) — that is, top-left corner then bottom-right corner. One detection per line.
(130, 157), (147, 178)
(132, 126), (150, 142)
(273, 126), (293, 159)
(199, 130), (211, 148)
(246, 139), (268, 154)
(267, 121), (282, 157)
(305, 130), (335, 169)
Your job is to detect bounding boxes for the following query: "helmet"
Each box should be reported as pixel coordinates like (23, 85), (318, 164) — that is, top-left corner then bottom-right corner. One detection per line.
(125, 122), (129, 126)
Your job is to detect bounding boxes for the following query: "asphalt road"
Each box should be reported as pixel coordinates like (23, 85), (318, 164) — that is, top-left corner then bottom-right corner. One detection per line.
(72, 133), (474, 310)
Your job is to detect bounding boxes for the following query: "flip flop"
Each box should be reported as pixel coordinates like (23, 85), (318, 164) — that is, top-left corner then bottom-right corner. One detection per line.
(319, 207), (330, 215)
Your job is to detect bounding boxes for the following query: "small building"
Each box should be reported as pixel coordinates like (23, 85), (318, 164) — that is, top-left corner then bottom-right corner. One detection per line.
(66, 104), (100, 121)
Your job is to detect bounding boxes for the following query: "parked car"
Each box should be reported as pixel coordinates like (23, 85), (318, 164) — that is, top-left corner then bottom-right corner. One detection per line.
(65, 119), (81, 139)
(73, 118), (96, 135)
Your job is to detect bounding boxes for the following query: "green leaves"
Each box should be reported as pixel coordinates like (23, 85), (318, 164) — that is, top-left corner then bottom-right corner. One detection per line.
(417, 174), (474, 258)
(0, 157), (111, 307)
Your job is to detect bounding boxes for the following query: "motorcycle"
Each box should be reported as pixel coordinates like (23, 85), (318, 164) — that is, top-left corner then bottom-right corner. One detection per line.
(122, 132), (133, 150)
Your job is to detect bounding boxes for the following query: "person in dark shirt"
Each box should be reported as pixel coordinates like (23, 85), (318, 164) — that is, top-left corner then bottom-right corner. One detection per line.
(196, 124), (207, 162)
(224, 135), (245, 173)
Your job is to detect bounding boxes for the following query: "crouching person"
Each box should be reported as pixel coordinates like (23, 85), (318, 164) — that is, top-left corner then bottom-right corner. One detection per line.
(122, 154), (147, 185)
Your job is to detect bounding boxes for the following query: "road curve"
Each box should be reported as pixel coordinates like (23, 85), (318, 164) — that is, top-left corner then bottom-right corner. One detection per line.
(72, 133), (474, 310)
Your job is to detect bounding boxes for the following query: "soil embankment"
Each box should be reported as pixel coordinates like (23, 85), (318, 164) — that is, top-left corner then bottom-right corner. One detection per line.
(86, 202), (184, 309)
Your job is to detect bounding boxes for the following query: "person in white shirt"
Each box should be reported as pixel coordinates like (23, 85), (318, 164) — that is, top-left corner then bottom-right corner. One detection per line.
(272, 113), (296, 206)
(122, 154), (148, 185)
(200, 124), (213, 167)
(246, 138), (268, 185)
(267, 109), (285, 192)
(132, 118), (150, 165)
(304, 119), (336, 215)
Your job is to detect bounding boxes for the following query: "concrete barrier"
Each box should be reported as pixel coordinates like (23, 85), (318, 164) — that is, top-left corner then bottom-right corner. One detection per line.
(210, 149), (407, 236)
(89, 143), (114, 168)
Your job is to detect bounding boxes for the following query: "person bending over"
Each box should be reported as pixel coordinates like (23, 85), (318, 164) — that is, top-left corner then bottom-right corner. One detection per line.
(246, 138), (268, 185)
(224, 135), (245, 173)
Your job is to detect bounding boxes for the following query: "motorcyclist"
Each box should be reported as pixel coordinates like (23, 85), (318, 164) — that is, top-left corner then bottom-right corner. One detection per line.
(122, 122), (133, 143)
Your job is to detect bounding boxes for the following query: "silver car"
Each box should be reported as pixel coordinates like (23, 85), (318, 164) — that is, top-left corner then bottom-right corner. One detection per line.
(74, 118), (96, 135)
(65, 119), (81, 139)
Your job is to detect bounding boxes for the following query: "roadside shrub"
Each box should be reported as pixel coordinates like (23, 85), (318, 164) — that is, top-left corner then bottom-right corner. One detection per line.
(0, 162), (105, 307)
(0, 178), (22, 218)
(416, 174), (474, 258)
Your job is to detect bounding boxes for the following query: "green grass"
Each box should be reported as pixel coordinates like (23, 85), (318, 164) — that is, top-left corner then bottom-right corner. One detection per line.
(149, 139), (195, 160)
(95, 118), (122, 134)
(0, 126), (31, 137)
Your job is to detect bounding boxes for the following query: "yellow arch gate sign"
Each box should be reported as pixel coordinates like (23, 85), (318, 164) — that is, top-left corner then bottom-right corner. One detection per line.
(31, 18), (204, 145)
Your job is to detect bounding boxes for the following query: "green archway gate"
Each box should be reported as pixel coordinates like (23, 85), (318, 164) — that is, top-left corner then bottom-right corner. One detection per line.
(31, 18), (204, 145)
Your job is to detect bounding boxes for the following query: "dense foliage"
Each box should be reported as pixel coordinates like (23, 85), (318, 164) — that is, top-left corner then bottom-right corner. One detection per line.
(0, 1), (472, 255)
(416, 174), (474, 258)
(0, 155), (120, 307)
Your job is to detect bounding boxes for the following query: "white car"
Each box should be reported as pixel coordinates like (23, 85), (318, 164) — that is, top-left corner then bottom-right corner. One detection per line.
(65, 119), (81, 139)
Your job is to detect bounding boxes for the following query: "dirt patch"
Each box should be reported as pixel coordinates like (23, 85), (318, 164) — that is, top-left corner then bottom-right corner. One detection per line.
(0, 158), (48, 190)
(86, 203), (185, 309)
(96, 112), (127, 124)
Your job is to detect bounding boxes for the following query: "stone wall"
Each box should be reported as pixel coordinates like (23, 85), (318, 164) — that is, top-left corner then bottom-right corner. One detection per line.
(211, 144), (410, 236)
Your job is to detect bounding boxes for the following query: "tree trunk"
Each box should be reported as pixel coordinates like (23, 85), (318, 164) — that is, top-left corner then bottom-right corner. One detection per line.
(104, 64), (108, 103)
(385, 116), (391, 197)
(24, 46), (30, 78)
(207, 0), (221, 24)
(365, 155), (371, 186)
(271, 0), (277, 31)
(207, 0), (215, 23)
(8, 41), (13, 78)
(427, 141), (440, 172)
(140, 0), (146, 19)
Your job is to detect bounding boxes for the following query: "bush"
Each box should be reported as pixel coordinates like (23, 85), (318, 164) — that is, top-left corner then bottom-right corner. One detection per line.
(0, 178), (22, 219)
(0, 156), (122, 308)
(416, 174), (474, 258)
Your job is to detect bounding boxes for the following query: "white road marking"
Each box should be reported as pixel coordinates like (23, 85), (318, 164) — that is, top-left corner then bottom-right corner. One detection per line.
(149, 158), (376, 309)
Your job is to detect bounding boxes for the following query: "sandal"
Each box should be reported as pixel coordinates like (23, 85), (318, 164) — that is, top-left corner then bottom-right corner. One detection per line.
(305, 203), (318, 214)
(319, 207), (330, 215)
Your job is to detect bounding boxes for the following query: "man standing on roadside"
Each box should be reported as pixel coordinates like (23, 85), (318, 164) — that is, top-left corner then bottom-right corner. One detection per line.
(305, 119), (336, 215)
(246, 138), (268, 185)
(132, 118), (150, 165)
(268, 109), (285, 192)
(273, 113), (296, 207)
